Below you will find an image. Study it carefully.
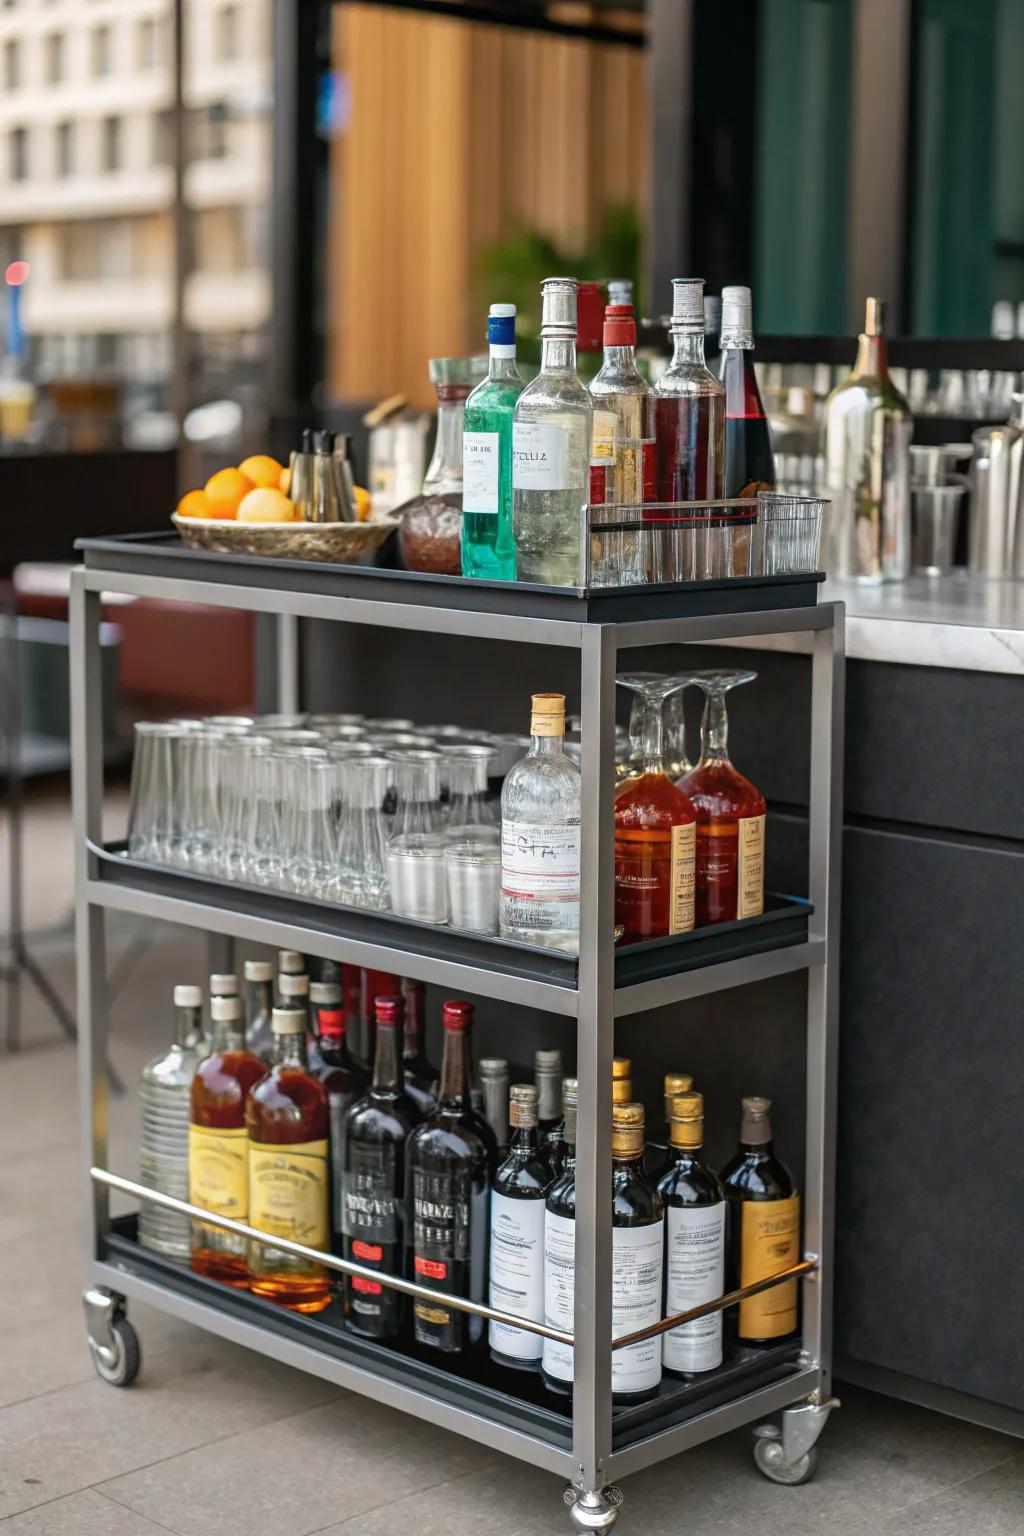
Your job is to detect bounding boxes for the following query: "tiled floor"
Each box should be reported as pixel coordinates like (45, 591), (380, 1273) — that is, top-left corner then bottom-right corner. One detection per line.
(2, 785), (1022, 1535)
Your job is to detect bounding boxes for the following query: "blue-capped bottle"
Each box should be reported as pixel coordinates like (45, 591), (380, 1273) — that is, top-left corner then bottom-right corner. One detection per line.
(461, 303), (524, 581)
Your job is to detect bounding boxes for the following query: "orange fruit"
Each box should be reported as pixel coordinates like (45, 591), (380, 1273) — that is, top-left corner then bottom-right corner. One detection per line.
(279, 464), (291, 494)
(239, 454), (285, 490)
(353, 485), (371, 522)
(204, 466), (254, 519)
(237, 487), (296, 523)
(176, 488), (213, 520)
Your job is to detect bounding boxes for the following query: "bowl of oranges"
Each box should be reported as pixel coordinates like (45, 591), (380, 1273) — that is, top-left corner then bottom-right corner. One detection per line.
(173, 455), (398, 564)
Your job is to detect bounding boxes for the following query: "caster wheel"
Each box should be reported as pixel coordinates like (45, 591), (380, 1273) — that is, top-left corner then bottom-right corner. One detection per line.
(753, 1438), (818, 1486)
(90, 1315), (141, 1388)
(564, 1485), (623, 1531)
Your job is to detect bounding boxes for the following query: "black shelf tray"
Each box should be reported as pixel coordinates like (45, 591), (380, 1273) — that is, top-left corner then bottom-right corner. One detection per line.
(91, 841), (812, 995)
(76, 531), (823, 622)
(102, 1216), (803, 1452)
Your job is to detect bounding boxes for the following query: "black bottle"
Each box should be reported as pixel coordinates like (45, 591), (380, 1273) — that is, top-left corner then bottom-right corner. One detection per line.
(488, 1084), (553, 1371)
(400, 977), (438, 1116)
(535, 1047), (564, 1175)
(720, 1095), (800, 1345)
(315, 991), (369, 1254)
(611, 1102), (664, 1402)
(541, 1078), (577, 1395)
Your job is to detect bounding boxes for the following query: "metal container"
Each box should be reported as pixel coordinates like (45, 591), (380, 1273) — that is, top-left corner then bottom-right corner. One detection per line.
(969, 420), (1022, 578)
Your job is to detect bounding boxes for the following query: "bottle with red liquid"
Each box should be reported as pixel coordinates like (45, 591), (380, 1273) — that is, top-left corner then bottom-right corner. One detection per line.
(613, 673), (698, 941)
(719, 285), (775, 499)
(678, 669), (766, 926)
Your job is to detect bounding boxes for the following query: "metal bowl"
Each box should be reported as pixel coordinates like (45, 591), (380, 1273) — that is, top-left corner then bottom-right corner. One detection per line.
(172, 513), (399, 564)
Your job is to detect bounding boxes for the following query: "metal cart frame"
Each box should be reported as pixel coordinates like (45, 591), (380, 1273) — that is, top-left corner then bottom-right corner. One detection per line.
(71, 548), (844, 1530)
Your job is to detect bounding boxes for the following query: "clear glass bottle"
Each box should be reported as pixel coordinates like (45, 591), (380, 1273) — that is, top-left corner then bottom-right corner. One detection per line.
(719, 285), (775, 499)
(541, 1077), (578, 1393)
(488, 1084), (554, 1370)
(657, 1091), (726, 1374)
(589, 303), (654, 586)
(244, 958), (275, 1061)
(399, 356), (486, 576)
(822, 296), (911, 582)
(720, 1096), (800, 1345)
(652, 277), (726, 581)
(500, 693), (582, 955)
(611, 1102), (664, 1401)
(512, 277), (593, 587)
(462, 304), (525, 582)
(138, 984), (204, 1261)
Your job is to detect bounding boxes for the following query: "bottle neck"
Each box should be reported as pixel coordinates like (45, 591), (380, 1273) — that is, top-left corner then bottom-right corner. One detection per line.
(273, 1032), (309, 1070)
(403, 990), (424, 1059)
(670, 328), (708, 369)
(249, 979), (272, 1018)
(371, 1021), (402, 1093)
(719, 327), (754, 353)
(488, 346), (520, 381)
(612, 1147), (645, 1170)
(508, 1121), (540, 1158)
(852, 332), (888, 380)
(670, 1139), (704, 1164)
(423, 392), (467, 493)
(699, 689), (729, 762)
(438, 1027), (472, 1111)
(210, 1018), (243, 1052)
(175, 1005), (201, 1046)
(601, 343), (639, 374)
(540, 335), (577, 374)
(530, 731), (564, 758)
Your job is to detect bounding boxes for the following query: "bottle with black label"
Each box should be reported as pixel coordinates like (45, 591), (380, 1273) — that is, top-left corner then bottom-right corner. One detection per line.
(315, 990), (370, 1257)
(657, 1090), (725, 1374)
(611, 1102), (664, 1400)
(400, 978), (438, 1116)
(720, 1095), (800, 1344)
(535, 1047), (564, 1175)
(488, 1084), (553, 1370)
(478, 1057), (511, 1155)
(408, 999), (494, 1352)
(342, 994), (422, 1338)
(541, 1077), (577, 1394)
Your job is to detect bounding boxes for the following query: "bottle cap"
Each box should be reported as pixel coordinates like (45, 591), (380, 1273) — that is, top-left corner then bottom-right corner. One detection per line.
(313, 429), (333, 454)
(664, 1071), (693, 1119)
(670, 1089), (704, 1148)
(611, 1101), (645, 1157)
(300, 429), (314, 453)
(310, 982), (342, 1005)
(318, 1008), (345, 1039)
(720, 284), (753, 339)
(279, 972), (309, 998)
(603, 303), (636, 348)
(576, 281), (604, 351)
(271, 1007), (306, 1035)
(487, 303), (516, 350)
(278, 950), (304, 973)
(530, 693), (566, 738)
(864, 297), (885, 338)
(374, 993), (403, 1025)
(612, 1056), (631, 1079)
(741, 1094), (773, 1145)
(209, 973), (237, 996)
(670, 277), (705, 333)
(611, 1078), (633, 1104)
(534, 1048), (562, 1075)
(442, 998), (473, 1032)
(174, 984), (202, 1008)
(244, 960), (274, 982)
(608, 278), (634, 307)
(540, 277), (578, 339)
(509, 1083), (539, 1129)
(211, 995), (243, 1023)
(561, 1077), (579, 1144)
(478, 1057), (509, 1080)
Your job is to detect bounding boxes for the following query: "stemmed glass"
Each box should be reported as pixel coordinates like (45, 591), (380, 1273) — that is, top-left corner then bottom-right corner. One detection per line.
(677, 669), (766, 925)
(613, 674), (699, 940)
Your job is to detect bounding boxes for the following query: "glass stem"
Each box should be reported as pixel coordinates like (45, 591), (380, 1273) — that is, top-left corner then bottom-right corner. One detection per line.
(642, 692), (666, 775)
(701, 689), (729, 762)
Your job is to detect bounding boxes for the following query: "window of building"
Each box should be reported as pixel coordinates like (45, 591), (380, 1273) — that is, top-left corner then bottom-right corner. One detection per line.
(91, 24), (112, 77)
(56, 121), (74, 178)
(101, 115), (121, 173)
(154, 108), (174, 167)
(3, 38), (20, 90)
(45, 32), (64, 84)
(9, 127), (28, 182)
(216, 4), (240, 61)
(137, 17), (157, 70)
(193, 103), (229, 160)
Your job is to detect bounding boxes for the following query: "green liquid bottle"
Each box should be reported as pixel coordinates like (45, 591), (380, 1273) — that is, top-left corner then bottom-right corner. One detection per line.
(461, 303), (524, 582)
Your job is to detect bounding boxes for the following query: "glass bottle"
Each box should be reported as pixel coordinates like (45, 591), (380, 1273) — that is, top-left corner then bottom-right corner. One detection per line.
(611, 1102), (664, 1401)
(644, 1070), (694, 1182)
(719, 285), (775, 499)
(512, 277), (593, 587)
(276, 950), (305, 1002)
(588, 303), (654, 587)
(138, 984), (204, 1260)
(342, 994), (423, 1338)
(703, 293), (722, 375)
(534, 1047), (565, 1175)
(678, 670), (766, 926)
(489, 1084), (554, 1370)
(334, 756), (391, 913)
(500, 693), (582, 955)
(657, 1091), (726, 1374)
(461, 303), (525, 581)
(408, 999), (495, 1353)
(399, 355), (486, 576)
(822, 295), (911, 582)
(614, 674), (698, 941)
(720, 1096), (800, 1344)
(246, 1008), (331, 1313)
(189, 995), (267, 1287)
(244, 958), (275, 1061)
(315, 990), (370, 1257)
(358, 965), (401, 1074)
(652, 277), (726, 581)
(478, 1057), (511, 1153)
(574, 280), (606, 384)
(541, 1077), (577, 1394)
(399, 977), (437, 1115)
(209, 972), (239, 1002)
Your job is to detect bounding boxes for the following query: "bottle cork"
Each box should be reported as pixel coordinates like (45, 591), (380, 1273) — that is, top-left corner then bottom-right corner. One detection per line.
(611, 1101), (645, 1158)
(670, 1090), (704, 1149)
(530, 693), (566, 737)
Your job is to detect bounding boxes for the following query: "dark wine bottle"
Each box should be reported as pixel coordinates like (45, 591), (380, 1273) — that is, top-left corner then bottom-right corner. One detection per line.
(611, 1102), (664, 1401)
(408, 999), (495, 1353)
(657, 1090), (726, 1374)
(488, 1084), (553, 1370)
(400, 977), (438, 1116)
(342, 994), (422, 1338)
(719, 285), (775, 500)
(315, 992), (369, 1256)
(478, 1057), (511, 1155)
(535, 1047), (564, 1175)
(358, 966), (401, 1072)
(541, 1077), (577, 1395)
(720, 1095), (800, 1344)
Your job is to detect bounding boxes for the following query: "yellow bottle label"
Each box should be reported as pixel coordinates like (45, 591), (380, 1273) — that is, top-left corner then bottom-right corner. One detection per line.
(188, 1125), (248, 1220)
(738, 1194), (800, 1338)
(737, 813), (765, 919)
(249, 1139), (329, 1250)
(669, 821), (696, 934)
(590, 409), (618, 466)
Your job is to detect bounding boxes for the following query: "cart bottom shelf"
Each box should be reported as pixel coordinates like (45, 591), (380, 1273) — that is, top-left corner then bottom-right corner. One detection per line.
(100, 1217), (805, 1457)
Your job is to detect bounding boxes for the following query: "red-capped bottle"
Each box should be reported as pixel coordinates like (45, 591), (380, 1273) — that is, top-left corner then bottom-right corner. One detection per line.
(588, 304), (656, 546)
(358, 966), (400, 1071)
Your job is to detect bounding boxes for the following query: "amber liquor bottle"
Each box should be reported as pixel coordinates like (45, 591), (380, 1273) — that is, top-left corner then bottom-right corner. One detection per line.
(488, 1084), (553, 1370)
(189, 994), (267, 1286)
(246, 1007), (331, 1313)
(408, 999), (494, 1353)
(342, 994), (422, 1338)
(720, 1096), (800, 1344)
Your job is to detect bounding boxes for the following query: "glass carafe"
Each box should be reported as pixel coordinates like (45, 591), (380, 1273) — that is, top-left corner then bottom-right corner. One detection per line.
(335, 756), (391, 910)
(399, 355), (487, 576)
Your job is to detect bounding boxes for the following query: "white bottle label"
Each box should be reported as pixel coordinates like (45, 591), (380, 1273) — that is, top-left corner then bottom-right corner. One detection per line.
(542, 1209), (575, 1382)
(662, 1201), (725, 1373)
(612, 1220), (664, 1395)
(488, 1191), (546, 1361)
(513, 421), (567, 491)
(501, 819), (581, 934)
(590, 410), (618, 467)
(462, 431), (501, 514)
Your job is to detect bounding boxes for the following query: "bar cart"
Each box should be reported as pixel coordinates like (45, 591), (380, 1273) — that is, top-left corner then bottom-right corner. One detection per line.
(71, 525), (843, 1531)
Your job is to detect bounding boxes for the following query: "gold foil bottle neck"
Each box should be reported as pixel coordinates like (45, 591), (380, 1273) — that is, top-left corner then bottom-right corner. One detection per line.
(611, 1100), (645, 1157)
(670, 1090), (704, 1149)
(612, 1077), (633, 1104)
(663, 1072), (693, 1122)
(530, 693), (566, 737)
(612, 1057), (631, 1079)
(509, 1083), (539, 1130)
(864, 297), (885, 338)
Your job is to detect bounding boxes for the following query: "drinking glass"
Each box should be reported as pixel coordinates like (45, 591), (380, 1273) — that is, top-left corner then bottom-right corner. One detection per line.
(277, 747), (332, 894)
(441, 746), (496, 834)
(755, 491), (825, 575)
(446, 828), (501, 934)
(178, 726), (248, 873)
(218, 734), (273, 879)
(306, 712), (364, 730)
(242, 746), (289, 888)
(335, 756), (391, 910)
(252, 713), (308, 730)
(127, 723), (179, 863)
(387, 750), (447, 921)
